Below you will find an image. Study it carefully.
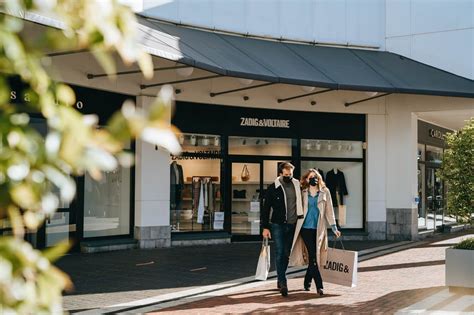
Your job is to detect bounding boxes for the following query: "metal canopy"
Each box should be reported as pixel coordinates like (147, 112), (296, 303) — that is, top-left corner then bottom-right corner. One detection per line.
(137, 15), (474, 98)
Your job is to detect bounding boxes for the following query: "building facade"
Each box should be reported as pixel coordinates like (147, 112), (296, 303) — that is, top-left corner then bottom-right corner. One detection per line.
(3, 1), (473, 252)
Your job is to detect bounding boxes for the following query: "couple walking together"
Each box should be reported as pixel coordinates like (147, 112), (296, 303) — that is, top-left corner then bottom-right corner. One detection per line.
(261, 162), (341, 297)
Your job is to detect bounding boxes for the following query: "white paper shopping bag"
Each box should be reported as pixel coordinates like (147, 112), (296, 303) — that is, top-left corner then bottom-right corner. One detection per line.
(320, 243), (358, 287)
(255, 238), (270, 281)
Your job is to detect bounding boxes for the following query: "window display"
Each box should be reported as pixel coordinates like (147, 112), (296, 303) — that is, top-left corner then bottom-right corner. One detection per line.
(170, 133), (222, 232)
(300, 161), (363, 229)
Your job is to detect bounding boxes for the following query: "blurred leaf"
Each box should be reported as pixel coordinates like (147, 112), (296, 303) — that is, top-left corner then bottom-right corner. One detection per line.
(42, 240), (71, 263)
(56, 84), (76, 106)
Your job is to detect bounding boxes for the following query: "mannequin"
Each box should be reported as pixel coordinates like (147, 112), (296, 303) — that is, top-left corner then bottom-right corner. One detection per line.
(170, 161), (184, 211)
(325, 168), (348, 229)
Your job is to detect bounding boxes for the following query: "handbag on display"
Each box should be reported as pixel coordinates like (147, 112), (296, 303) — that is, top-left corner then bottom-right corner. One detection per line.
(255, 238), (271, 281)
(241, 164), (251, 181)
(233, 189), (247, 199)
(338, 204), (347, 226)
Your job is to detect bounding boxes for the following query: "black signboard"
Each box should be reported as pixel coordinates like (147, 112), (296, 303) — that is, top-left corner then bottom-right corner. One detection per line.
(418, 120), (451, 147)
(172, 101), (366, 141)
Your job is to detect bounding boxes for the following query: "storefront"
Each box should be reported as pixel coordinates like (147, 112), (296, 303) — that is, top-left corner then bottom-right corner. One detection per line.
(417, 120), (452, 232)
(170, 102), (366, 240)
(0, 81), (136, 252)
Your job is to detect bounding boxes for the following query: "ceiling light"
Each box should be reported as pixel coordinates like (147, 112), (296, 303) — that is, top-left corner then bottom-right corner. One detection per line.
(256, 139), (261, 145)
(242, 139), (246, 145)
(302, 86), (316, 93)
(176, 67), (194, 77)
(214, 136), (220, 147)
(264, 139), (269, 145)
(238, 78), (253, 85)
(365, 91), (378, 97)
(202, 136), (210, 146)
(190, 135), (197, 146)
(305, 141), (312, 151)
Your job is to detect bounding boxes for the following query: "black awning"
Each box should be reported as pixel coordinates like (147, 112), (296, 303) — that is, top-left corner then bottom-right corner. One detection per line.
(137, 16), (474, 98)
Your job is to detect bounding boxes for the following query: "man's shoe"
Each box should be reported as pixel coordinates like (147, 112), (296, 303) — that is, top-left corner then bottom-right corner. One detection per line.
(277, 281), (281, 289)
(317, 288), (324, 296)
(304, 282), (310, 291)
(280, 283), (288, 297)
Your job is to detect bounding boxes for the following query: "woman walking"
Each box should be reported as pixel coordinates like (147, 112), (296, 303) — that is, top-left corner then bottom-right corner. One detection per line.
(289, 169), (341, 295)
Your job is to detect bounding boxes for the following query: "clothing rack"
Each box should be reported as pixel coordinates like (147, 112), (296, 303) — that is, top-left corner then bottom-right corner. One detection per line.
(191, 176), (215, 229)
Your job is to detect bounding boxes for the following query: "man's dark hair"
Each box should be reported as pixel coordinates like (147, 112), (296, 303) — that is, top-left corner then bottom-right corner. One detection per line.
(278, 162), (295, 174)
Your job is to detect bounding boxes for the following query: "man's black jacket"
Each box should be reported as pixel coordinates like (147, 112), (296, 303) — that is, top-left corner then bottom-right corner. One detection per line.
(261, 178), (302, 229)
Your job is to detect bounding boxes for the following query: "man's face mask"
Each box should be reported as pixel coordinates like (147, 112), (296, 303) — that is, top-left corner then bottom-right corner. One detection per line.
(309, 177), (318, 186)
(282, 175), (293, 183)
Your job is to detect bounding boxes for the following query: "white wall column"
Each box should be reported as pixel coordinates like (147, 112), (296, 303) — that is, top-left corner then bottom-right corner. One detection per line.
(134, 96), (172, 248)
(367, 114), (387, 240)
(385, 97), (419, 240)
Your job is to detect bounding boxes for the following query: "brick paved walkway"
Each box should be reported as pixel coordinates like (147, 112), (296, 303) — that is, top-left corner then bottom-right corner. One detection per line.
(146, 234), (474, 314)
(60, 240), (394, 312)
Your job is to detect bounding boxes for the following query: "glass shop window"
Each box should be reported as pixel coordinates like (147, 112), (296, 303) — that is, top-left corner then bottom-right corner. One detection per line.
(83, 142), (132, 238)
(426, 146), (443, 164)
(170, 133), (223, 232)
(300, 160), (363, 229)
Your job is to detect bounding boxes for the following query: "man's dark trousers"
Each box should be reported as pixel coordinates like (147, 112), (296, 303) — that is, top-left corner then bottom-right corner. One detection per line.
(271, 223), (296, 285)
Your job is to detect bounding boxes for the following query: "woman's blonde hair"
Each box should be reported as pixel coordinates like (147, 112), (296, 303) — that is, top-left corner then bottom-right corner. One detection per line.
(300, 168), (326, 190)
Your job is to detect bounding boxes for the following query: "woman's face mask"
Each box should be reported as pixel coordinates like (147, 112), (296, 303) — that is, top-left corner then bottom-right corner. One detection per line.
(309, 177), (318, 186)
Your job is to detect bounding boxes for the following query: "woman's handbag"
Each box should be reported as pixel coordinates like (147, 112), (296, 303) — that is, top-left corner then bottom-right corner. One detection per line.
(241, 164), (250, 181)
(255, 238), (271, 281)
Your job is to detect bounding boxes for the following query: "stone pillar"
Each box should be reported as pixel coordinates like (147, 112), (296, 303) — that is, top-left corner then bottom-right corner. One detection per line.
(385, 99), (419, 241)
(367, 114), (387, 240)
(134, 96), (172, 248)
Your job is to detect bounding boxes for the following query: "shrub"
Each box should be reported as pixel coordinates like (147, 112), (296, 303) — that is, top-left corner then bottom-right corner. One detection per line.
(453, 238), (474, 250)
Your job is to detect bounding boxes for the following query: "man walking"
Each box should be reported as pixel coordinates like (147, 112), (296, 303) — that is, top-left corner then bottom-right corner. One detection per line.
(261, 162), (303, 296)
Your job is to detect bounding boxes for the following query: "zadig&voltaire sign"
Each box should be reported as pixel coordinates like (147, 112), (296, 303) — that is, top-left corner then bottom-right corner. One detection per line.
(240, 117), (290, 129)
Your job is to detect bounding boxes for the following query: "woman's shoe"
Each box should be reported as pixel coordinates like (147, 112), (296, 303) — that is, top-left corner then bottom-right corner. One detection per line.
(317, 288), (324, 296)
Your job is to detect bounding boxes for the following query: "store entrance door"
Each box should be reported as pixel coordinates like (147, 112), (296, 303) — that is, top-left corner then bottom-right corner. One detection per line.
(230, 158), (288, 241)
(426, 167), (444, 230)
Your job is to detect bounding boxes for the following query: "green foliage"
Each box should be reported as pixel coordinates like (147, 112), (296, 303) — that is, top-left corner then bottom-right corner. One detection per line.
(0, 0), (181, 313)
(0, 237), (71, 314)
(453, 238), (474, 250)
(438, 118), (474, 223)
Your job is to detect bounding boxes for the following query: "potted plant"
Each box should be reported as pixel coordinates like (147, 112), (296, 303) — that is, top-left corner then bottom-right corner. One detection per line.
(445, 238), (474, 291)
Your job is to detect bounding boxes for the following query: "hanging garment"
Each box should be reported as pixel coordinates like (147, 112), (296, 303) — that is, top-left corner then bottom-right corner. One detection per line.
(170, 162), (185, 210)
(207, 178), (214, 212)
(197, 180), (205, 224)
(192, 177), (202, 213)
(325, 169), (348, 206)
(203, 178), (209, 208)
